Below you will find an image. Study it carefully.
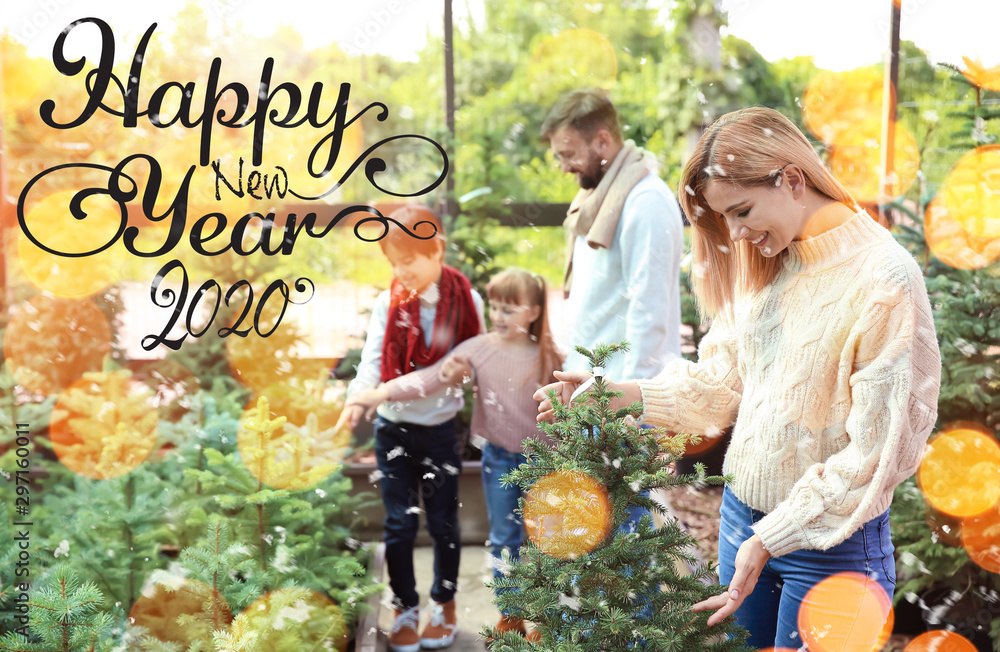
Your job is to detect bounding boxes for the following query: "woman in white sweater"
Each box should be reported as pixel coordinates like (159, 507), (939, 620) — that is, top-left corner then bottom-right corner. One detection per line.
(535, 107), (941, 649)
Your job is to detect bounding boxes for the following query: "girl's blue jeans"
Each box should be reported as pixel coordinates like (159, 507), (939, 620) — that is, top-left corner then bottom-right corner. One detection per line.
(481, 441), (528, 606)
(718, 486), (895, 650)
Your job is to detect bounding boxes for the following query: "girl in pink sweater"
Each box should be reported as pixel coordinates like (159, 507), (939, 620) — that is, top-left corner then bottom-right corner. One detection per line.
(345, 268), (563, 641)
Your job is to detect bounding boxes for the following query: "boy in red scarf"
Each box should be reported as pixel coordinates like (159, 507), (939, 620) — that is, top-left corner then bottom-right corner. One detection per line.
(339, 204), (484, 651)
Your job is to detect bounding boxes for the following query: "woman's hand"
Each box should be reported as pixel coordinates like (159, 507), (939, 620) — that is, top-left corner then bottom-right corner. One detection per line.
(334, 386), (390, 432)
(691, 534), (771, 626)
(533, 370), (593, 422)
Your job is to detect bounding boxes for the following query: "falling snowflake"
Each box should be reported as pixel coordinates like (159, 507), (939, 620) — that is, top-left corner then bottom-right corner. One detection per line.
(558, 594), (581, 611)
(273, 599), (314, 630)
(271, 546), (295, 573)
(53, 540), (70, 558)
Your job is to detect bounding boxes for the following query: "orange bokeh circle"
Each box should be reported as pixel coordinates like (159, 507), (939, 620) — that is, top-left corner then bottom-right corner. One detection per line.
(17, 190), (124, 298)
(797, 572), (893, 652)
(904, 629), (978, 652)
(225, 293), (335, 393)
(802, 67), (883, 144)
(1, 39), (45, 114)
(128, 578), (232, 646)
(237, 392), (348, 491)
(3, 295), (111, 396)
(924, 196), (1000, 270)
(236, 588), (347, 651)
(49, 369), (158, 479)
(523, 469), (613, 560)
(942, 145), (1000, 241)
(918, 424), (1000, 518)
(526, 29), (618, 105)
(960, 502), (1000, 573)
(828, 118), (920, 203)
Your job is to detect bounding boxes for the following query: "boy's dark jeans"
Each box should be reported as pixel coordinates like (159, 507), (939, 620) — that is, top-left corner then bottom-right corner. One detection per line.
(374, 415), (463, 609)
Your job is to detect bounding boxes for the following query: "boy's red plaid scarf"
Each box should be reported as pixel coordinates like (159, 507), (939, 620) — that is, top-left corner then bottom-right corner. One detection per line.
(380, 266), (480, 382)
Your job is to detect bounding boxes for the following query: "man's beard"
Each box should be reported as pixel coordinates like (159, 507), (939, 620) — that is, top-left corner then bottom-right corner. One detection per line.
(577, 154), (605, 190)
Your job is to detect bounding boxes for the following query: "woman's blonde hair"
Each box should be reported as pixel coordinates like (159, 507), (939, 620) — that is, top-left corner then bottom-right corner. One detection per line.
(679, 107), (859, 318)
(485, 269), (564, 386)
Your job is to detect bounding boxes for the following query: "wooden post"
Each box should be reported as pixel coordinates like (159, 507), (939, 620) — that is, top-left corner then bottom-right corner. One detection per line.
(443, 0), (457, 226)
(879, 0), (901, 226)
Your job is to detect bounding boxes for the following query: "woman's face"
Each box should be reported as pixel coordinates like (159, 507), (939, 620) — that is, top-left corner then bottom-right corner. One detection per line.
(701, 168), (807, 258)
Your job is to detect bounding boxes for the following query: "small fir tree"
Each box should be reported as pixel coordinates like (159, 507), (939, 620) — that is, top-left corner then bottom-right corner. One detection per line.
(485, 343), (751, 651)
(184, 396), (300, 584)
(0, 565), (115, 652)
(183, 395), (382, 626)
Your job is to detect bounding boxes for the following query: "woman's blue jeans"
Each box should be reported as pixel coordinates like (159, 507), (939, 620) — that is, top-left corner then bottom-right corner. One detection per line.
(718, 486), (895, 650)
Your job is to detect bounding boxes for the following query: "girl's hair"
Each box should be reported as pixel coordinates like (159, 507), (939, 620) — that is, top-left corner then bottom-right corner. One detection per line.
(486, 268), (564, 386)
(679, 106), (859, 318)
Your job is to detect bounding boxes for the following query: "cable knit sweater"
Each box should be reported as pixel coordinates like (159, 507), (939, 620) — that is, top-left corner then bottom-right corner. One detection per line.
(383, 332), (556, 453)
(637, 210), (941, 558)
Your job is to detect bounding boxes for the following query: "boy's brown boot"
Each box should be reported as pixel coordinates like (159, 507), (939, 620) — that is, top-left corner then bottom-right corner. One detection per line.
(486, 615), (526, 645)
(388, 605), (421, 652)
(419, 599), (458, 649)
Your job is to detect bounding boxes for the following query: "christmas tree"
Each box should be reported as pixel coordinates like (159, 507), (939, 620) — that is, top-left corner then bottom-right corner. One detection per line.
(484, 343), (751, 651)
(0, 565), (116, 652)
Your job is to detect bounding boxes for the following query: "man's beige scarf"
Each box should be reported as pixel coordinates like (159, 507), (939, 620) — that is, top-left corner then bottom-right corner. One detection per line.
(562, 140), (658, 293)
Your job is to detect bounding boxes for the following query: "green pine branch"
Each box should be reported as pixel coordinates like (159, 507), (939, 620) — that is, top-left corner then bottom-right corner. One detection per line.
(484, 342), (750, 651)
(0, 565), (114, 652)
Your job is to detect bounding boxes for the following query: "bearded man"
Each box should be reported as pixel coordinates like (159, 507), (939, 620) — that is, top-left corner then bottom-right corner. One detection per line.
(542, 88), (683, 381)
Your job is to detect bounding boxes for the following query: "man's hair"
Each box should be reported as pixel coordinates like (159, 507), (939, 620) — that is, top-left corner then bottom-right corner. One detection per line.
(378, 203), (445, 258)
(540, 88), (622, 143)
